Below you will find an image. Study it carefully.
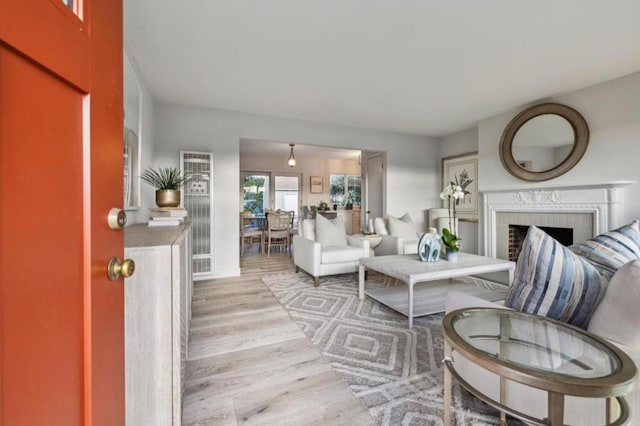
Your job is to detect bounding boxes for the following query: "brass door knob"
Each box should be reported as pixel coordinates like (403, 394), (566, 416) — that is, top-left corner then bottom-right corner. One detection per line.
(107, 257), (135, 281)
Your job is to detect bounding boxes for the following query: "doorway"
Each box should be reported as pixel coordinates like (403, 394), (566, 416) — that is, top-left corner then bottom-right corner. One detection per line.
(365, 154), (385, 226)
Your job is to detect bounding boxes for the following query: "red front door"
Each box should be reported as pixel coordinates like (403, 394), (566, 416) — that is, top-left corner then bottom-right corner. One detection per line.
(0, 0), (124, 425)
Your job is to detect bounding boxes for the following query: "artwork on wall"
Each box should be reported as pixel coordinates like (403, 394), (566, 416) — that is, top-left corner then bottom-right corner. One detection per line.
(310, 176), (323, 193)
(441, 152), (478, 221)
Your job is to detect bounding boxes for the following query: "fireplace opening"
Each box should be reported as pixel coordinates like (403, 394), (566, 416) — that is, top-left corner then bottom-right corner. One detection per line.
(508, 225), (573, 262)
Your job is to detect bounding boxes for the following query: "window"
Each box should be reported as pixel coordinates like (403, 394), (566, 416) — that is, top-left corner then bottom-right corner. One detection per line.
(330, 174), (361, 205)
(241, 172), (301, 217)
(60, 0), (82, 19)
(242, 174), (269, 214)
(274, 175), (300, 213)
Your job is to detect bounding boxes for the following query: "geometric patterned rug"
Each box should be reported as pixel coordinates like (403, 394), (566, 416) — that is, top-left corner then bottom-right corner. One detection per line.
(261, 271), (523, 426)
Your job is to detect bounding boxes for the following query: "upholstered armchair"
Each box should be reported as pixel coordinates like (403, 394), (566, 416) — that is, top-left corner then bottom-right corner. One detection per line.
(372, 213), (420, 256)
(293, 215), (370, 287)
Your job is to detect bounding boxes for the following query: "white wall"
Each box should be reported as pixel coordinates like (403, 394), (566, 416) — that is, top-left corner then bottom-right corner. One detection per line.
(124, 48), (156, 225)
(438, 127), (479, 254)
(477, 71), (640, 253)
(154, 102), (439, 278)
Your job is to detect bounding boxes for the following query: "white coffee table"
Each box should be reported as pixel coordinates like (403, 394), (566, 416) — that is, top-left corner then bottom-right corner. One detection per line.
(358, 253), (515, 328)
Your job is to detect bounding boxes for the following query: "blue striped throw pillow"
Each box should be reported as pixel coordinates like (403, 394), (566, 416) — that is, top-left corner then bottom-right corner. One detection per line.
(505, 226), (607, 328)
(569, 220), (640, 279)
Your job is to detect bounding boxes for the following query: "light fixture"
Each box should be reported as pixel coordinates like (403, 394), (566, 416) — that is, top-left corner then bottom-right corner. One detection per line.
(287, 143), (296, 167)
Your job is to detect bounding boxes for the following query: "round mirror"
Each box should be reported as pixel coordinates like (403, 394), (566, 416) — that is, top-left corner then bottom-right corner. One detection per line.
(499, 103), (589, 181)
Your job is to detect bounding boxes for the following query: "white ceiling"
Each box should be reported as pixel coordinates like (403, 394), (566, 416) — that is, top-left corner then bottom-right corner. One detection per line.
(124, 1), (640, 137)
(240, 138), (361, 160)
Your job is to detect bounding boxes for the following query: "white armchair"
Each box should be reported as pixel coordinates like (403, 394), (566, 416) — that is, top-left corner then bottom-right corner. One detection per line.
(372, 213), (420, 256)
(293, 217), (370, 287)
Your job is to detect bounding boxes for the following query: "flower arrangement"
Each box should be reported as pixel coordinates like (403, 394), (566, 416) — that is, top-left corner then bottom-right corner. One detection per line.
(453, 169), (473, 204)
(439, 183), (464, 252)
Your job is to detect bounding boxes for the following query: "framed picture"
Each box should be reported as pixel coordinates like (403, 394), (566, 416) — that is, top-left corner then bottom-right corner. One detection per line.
(441, 152), (478, 222)
(310, 176), (323, 193)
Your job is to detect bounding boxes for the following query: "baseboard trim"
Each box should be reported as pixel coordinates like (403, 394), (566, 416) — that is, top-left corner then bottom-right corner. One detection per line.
(193, 268), (241, 281)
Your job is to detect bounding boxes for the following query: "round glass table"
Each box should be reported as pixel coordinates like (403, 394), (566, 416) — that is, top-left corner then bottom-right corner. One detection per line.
(442, 308), (638, 426)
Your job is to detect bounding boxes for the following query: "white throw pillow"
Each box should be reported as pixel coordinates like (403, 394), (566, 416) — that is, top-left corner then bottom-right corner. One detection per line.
(588, 259), (640, 348)
(373, 217), (388, 235)
(388, 213), (417, 240)
(301, 219), (316, 241)
(315, 214), (347, 247)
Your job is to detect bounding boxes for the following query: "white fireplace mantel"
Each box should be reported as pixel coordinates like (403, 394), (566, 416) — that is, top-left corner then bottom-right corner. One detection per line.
(482, 182), (634, 258)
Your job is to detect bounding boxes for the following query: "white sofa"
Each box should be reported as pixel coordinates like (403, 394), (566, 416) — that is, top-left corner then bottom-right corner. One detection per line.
(293, 217), (370, 287)
(372, 213), (420, 256)
(445, 269), (640, 425)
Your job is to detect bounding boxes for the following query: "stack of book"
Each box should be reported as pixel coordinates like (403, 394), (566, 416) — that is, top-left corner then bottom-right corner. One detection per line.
(148, 207), (188, 227)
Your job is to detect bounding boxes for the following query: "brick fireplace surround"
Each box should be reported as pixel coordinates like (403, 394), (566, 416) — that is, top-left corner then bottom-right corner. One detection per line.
(482, 182), (633, 260)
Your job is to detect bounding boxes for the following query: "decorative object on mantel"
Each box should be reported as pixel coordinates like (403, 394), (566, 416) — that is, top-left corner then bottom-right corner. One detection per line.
(441, 152), (478, 221)
(417, 227), (441, 262)
(141, 167), (192, 208)
(499, 103), (589, 182)
(440, 183), (464, 261)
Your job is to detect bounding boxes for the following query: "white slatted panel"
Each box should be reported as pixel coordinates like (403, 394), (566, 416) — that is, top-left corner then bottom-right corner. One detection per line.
(180, 151), (213, 277)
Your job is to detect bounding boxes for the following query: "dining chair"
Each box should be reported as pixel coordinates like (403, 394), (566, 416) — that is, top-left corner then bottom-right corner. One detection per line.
(266, 212), (292, 258)
(239, 211), (264, 256)
(287, 210), (297, 253)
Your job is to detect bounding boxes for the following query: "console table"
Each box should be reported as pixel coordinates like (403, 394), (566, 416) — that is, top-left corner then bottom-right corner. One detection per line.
(358, 253), (514, 328)
(124, 223), (193, 425)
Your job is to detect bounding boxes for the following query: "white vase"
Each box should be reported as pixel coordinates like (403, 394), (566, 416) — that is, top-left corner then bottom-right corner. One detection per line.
(445, 248), (458, 262)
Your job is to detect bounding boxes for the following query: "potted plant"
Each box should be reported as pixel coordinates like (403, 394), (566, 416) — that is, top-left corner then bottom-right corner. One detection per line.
(141, 167), (191, 207)
(440, 183), (464, 261)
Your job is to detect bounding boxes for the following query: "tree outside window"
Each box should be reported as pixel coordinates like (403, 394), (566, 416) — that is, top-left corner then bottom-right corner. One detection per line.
(330, 174), (361, 206)
(329, 175), (345, 204)
(347, 175), (361, 205)
(243, 175), (266, 214)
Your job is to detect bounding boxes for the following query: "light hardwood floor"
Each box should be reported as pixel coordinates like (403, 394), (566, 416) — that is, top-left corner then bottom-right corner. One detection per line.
(182, 247), (372, 425)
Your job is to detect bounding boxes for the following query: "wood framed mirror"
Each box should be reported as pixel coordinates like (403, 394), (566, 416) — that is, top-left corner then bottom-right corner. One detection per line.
(499, 103), (589, 182)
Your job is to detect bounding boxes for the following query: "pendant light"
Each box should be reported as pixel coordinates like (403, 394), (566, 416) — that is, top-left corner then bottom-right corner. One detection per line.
(287, 143), (296, 167)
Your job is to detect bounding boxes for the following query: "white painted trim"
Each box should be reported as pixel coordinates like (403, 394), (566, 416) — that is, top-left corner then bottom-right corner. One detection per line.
(482, 182), (634, 258)
(195, 268), (242, 280)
